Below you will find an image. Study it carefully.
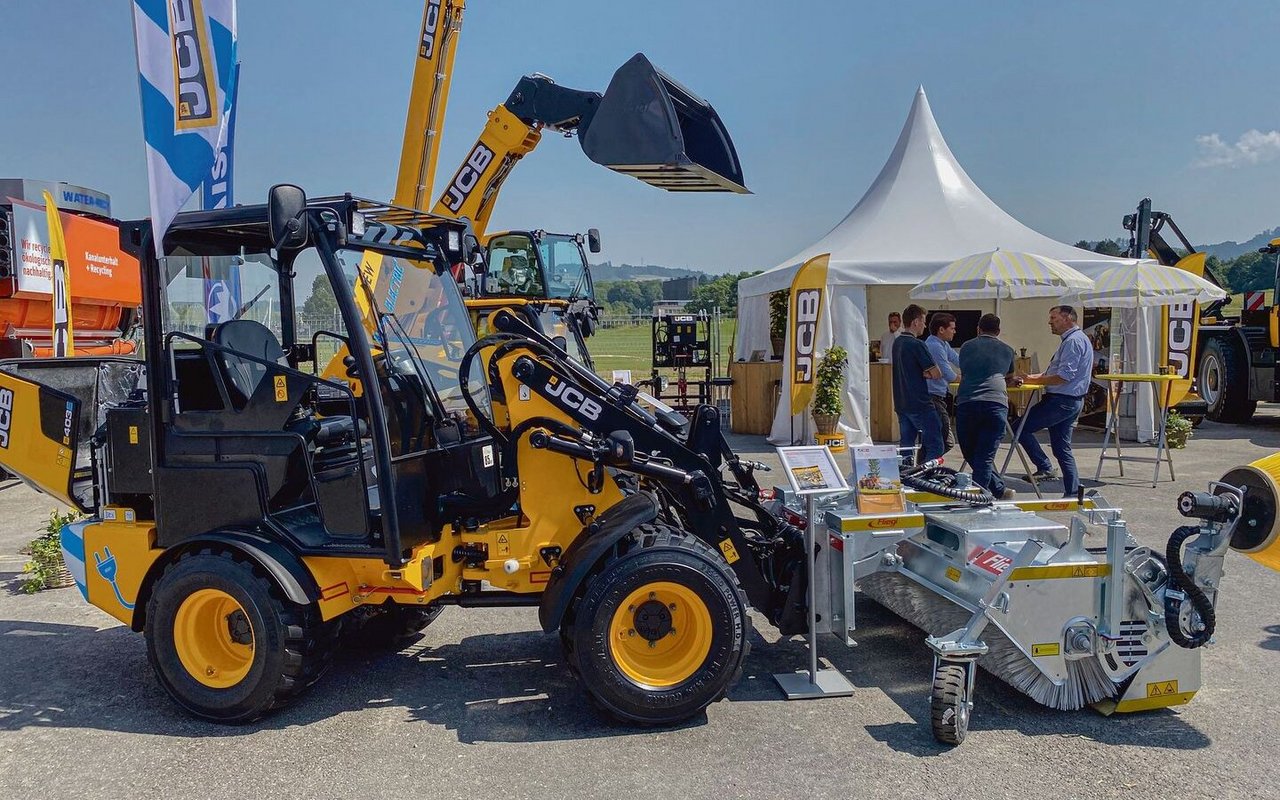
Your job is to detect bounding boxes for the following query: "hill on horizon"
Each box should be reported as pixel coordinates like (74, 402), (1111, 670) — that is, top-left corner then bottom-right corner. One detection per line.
(1196, 228), (1280, 260)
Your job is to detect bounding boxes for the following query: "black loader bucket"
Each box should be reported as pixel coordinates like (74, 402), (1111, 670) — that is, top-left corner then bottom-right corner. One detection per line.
(579, 53), (749, 194)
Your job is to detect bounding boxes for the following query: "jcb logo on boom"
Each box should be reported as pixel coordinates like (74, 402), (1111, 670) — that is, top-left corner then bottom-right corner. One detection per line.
(440, 143), (495, 213)
(792, 288), (822, 385)
(419, 0), (441, 59)
(544, 379), (603, 421)
(1163, 302), (1196, 378)
(0, 387), (14, 449)
(169, 0), (219, 129)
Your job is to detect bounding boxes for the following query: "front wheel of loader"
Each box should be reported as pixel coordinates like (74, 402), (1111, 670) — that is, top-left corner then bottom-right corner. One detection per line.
(571, 524), (750, 725)
(145, 548), (338, 723)
(930, 661), (973, 745)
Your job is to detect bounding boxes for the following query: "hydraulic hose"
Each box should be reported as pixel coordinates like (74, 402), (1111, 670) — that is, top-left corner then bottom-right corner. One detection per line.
(1164, 524), (1217, 649)
(900, 461), (994, 506)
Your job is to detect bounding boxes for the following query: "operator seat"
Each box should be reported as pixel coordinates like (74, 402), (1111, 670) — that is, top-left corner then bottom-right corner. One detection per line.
(210, 320), (287, 409)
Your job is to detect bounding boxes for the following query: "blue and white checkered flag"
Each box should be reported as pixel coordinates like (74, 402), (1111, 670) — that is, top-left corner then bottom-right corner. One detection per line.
(131, 0), (238, 256)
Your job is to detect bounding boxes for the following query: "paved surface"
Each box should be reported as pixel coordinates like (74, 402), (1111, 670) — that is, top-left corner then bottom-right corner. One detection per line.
(2, 414), (1279, 799)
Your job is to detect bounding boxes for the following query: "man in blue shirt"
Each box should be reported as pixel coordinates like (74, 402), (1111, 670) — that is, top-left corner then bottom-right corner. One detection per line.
(925, 312), (961, 455)
(1017, 305), (1093, 496)
(893, 304), (944, 465)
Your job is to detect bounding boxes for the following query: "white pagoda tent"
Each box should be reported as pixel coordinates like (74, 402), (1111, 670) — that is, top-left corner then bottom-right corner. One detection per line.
(736, 87), (1150, 445)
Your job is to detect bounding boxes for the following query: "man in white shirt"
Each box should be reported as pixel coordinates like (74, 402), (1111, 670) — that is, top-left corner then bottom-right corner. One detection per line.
(878, 311), (902, 363)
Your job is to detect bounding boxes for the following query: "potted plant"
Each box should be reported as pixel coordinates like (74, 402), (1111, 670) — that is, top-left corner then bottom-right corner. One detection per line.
(768, 290), (788, 359)
(812, 345), (848, 435)
(20, 509), (81, 594)
(1164, 410), (1193, 450)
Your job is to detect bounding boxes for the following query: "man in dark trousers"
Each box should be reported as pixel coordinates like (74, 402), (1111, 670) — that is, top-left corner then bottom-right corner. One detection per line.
(956, 313), (1018, 500)
(925, 311), (960, 455)
(1018, 305), (1093, 497)
(893, 304), (943, 465)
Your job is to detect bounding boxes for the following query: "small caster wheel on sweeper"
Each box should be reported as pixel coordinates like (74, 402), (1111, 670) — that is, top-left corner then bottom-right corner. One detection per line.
(930, 660), (975, 745)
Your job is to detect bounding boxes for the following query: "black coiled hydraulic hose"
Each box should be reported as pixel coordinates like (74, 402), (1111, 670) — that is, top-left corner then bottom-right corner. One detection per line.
(900, 463), (994, 506)
(1164, 524), (1217, 649)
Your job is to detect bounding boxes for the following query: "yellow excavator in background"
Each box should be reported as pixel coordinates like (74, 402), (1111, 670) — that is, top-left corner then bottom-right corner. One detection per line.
(389, 1), (747, 370)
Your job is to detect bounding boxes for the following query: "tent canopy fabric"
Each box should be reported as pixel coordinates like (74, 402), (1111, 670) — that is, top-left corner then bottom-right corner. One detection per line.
(738, 87), (1138, 302)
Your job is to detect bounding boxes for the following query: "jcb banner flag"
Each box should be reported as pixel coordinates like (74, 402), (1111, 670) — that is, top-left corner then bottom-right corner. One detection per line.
(788, 253), (830, 412)
(42, 191), (74, 357)
(132, 0), (238, 257)
(1160, 252), (1206, 409)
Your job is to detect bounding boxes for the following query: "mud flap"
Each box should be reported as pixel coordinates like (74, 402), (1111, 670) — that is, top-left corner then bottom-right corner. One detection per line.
(580, 53), (749, 194)
(0, 369), (85, 511)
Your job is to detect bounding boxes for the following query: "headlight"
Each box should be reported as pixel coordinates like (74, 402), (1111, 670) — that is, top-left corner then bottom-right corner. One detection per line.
(447, 230), (461, 253)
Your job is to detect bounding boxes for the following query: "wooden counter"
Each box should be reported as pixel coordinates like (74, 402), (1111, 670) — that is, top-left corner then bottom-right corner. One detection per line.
(729, 360), (783, 435)
(869, 362), (899, 443)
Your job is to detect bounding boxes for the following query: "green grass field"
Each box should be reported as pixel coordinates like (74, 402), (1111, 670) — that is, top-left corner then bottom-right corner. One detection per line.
(589, 318), (738, 378)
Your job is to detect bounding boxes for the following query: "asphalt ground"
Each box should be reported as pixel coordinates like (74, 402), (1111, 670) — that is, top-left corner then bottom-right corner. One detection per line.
(2, 413), (1279, 799)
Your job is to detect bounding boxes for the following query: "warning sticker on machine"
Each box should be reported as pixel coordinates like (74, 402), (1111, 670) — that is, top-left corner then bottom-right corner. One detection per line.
(719, 539), (740, 564)
(274, 375), (288, 402)
(968, 547), (1013, 576)
(945, 566), (961, 582)
(1147, 680), (1179, 697)
(496, 533), (510, 556)
(1032, 642), (1061, 657)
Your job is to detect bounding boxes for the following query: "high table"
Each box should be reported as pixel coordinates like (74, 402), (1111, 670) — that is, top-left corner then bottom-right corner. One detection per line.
(950, 384), (1045, 498)
(1093, 373), (1179, 488)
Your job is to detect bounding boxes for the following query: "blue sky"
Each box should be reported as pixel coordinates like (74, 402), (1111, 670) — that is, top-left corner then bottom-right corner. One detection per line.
(3, 1), (1277, 272)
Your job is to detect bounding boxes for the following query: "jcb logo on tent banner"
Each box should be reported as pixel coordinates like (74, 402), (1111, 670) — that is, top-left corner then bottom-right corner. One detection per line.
(1160, 252), (1205, 408)
(789, 253), (829, 412)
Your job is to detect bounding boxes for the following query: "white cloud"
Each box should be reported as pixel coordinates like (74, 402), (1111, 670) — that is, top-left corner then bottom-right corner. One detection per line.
(1193, 129), (1280, 168)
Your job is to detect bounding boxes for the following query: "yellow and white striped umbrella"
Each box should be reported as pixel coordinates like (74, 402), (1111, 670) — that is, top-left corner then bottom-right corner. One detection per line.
(909, 249), (1093, 300)
(1064, 262), (1227, 308)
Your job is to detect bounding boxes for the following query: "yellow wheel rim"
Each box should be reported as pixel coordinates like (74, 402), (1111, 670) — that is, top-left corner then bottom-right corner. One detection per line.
(608, 581), (713, 688)
(173, 588), (255, 689)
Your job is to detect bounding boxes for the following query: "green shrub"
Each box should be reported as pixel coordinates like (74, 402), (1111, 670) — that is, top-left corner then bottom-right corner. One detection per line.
(768, 290), (789, 341)
(813, 346), (849, 417)
(20, 509), (81, 594)
(1165, 410), (1193, 450)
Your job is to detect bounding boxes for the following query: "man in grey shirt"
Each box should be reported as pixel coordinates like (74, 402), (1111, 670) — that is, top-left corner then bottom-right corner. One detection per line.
(1017, 305), (1093, 496)
(956, 313), (1017, 499)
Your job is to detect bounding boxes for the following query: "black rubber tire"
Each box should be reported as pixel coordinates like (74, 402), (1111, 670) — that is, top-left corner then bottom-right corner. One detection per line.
(1199, 337), (1256, 424)
(144, 548), (338, 724)
(570, 523), (751, 726)
(342, 604), (442, 649)
(930, 662), (971, 745)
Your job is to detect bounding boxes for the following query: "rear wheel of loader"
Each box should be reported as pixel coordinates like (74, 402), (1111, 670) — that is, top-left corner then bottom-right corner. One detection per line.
(145, 548), (337, 723)
(1199, 338), (1256, 423)
(930, 661), (973, 745)
(570, 524), (750, 725)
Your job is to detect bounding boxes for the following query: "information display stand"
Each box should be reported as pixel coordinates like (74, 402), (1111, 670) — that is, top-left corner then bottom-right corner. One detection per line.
(772, 446), (856, 700)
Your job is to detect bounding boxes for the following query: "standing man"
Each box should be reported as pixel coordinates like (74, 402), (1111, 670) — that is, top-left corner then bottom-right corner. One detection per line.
(924, 312), (961, 455)
(1018, 305), (1093, 497)
(893, 304), (944, 464)
(956, 313), (1018, 500)
(879, 311), (902, 363)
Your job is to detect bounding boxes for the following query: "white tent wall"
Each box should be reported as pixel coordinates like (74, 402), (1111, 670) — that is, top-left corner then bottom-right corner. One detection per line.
(765, 285), (870, 446)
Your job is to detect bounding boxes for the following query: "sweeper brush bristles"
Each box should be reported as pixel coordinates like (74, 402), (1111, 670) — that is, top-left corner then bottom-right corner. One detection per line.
(859, 573), (1117, 710)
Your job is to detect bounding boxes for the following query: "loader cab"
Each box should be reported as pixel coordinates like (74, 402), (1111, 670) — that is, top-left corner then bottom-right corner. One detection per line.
(467, 296), (595, 371)
(483, 229), (598, 305)
(122, 190), (502, 567)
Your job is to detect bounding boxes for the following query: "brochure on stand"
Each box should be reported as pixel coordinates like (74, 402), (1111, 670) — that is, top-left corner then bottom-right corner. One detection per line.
(777, 445), (849, 495)
(851, 444), (905, 514)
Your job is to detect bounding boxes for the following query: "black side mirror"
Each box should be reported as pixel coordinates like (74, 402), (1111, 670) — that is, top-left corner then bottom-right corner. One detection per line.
(587, 227), (602, 254)
(268, 184), (308, 250)
(551, 335), (569, 353)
